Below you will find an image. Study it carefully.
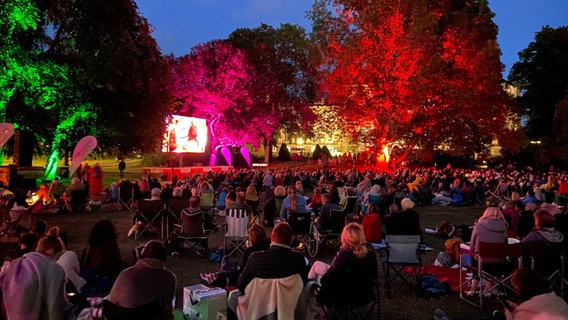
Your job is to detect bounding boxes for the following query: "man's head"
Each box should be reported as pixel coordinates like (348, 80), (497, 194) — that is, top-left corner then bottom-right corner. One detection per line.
(189, 195), (201, 208)
(271, 222), (293, 246)
(142, 240), (168, 262)
(321, 193), (330, 204)
(237, 191), (246, 203)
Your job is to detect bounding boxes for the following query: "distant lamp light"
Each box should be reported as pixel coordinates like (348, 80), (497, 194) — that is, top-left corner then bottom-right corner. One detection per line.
(297, 138), (304, 145)
(530, 140), (542, 144)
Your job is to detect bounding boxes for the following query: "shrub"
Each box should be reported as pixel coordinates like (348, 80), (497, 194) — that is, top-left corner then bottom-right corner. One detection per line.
(141, 152), (168, 167)
(278, 143), (291, 161)
(321, 145), (332, 158)
(312, 144), (322, 160)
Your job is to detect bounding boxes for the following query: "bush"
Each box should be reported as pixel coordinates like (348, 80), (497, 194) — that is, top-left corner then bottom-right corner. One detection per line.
(278, 143), (291, 161)
(141, 152), (168, 167)
(312, 144), (322, 160)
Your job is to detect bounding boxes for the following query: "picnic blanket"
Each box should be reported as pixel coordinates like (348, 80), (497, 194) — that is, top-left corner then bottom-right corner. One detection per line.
(403, 265), (466, 292)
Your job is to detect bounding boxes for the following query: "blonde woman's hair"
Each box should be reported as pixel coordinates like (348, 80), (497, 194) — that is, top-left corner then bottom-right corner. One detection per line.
(479, 206), (505, 222)
(246, 185), (258, 198)
(274, 186), (286, 197)
(340, 222), (368, 259)
(288, 187), (297, 213)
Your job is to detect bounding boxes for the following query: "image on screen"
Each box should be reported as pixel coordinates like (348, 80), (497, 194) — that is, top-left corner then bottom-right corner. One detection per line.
(162, 115), (208, 153)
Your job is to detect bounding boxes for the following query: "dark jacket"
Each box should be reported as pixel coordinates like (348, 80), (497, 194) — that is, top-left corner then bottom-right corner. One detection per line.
(386, 208), (421, 237)
(237, 244), (308, 293)
(319, 249), (377, 307)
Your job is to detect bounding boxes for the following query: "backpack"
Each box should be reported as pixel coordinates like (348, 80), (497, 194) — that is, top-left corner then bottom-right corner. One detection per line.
(422, 274), (448, 296)
(444, 237), (464, 264)
(435, 221), (456, 238)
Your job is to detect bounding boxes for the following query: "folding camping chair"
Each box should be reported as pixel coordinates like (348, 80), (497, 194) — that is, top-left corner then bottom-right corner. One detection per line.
(381, 235), (423, 298)
(133, 199), (166, 240)
(118, 183), (135, 212)
(459, 241), (523, 309)
(165, 198), (187, 238)
(530, 244), (568, 298)
(172, 208), (209, 257)
(315, 254), (380, 319)
(223, 207), (249, 257)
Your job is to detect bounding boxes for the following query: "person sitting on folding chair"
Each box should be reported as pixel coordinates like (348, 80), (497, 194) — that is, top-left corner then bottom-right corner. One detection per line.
(492, 268), (568, 320)
(467, 207), (508, 297)
(108, 241), (176, 320)
(301, 222), (378, 319)
(228, 223), (309, 317)
(226, 192), (253, 225)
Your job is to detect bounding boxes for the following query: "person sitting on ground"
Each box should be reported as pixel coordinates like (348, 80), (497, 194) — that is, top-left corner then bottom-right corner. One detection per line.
(467, 207), (508, 297)
(362, 204), (383, 243)
(80, 220), (127, 297)
(491, 268), (568, 320)
(301, 222), (377, 318)
(52, 227), (86, 294)
(108, 240), (176, 320)
(0, 232), (69, 320)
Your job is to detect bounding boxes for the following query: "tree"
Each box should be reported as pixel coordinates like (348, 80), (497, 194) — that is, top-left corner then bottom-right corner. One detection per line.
(312, 144), (322, 160)
(46, 0), (174, 154)
(0, 0), (94, 179)
(310, 0), (517, 167)
(509, 26), (568, 140)
(228, 24), (318, 162)
(170, 40), (277, 154)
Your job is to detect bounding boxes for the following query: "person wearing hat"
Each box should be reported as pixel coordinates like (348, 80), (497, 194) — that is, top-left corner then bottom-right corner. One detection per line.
(108, 240), (176, 319)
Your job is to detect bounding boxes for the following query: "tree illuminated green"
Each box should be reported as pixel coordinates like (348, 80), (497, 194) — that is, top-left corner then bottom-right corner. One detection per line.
(1, 0), (94, 179)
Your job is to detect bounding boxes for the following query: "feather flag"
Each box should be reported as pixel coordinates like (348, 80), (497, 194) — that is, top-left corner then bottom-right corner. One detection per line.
(70, 136), (98, 177)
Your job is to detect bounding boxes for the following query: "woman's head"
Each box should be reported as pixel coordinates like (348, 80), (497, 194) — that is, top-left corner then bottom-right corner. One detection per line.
(389, 204), (400, 215)
(274, 186), (286, 197)
(246, 185), (257, 197)
(248, 224), (267, 245)
(88, 220), (118, 247)
(480, 206), (505, 221)
(36, 227), (64, 258)
(340, 222), (368, 259)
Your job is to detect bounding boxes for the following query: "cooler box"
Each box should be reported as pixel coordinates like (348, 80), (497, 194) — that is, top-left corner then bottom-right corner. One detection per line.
(183, 284), (227, 320)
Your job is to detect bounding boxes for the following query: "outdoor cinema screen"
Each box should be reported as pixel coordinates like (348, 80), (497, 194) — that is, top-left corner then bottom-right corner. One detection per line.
(162, 115), (208, 153)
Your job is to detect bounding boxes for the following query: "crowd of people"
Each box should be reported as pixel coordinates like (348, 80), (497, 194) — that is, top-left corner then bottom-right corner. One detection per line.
(1, 160), (568, 319)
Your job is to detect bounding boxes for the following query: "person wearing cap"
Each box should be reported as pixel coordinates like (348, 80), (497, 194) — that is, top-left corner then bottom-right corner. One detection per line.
(108, 240), (176, 319)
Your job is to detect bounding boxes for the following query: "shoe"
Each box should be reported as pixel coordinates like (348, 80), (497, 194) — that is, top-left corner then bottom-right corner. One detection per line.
(171, 251), (180, 258)
(433, 308), (450, 320)
(483, 291), (493, 298)
(465, 290), (478, 297)
(127, 225), (137, 238)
